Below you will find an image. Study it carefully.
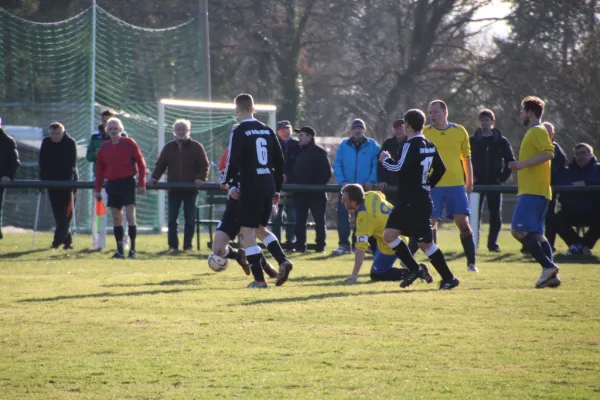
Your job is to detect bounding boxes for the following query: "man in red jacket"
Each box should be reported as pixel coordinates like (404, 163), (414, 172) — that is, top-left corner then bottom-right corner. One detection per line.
(95, 118), (146, 259)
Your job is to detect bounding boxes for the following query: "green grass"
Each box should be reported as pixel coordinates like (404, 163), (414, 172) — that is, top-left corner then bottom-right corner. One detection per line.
(1, 228), (599, 399)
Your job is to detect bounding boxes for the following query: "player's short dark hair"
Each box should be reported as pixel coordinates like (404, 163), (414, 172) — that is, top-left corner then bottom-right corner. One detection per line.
(235, 93), (254, 113)
(429, 99), (447, 112)
(479, 109), (495, 121)
(404, 109), (426, 132)
(521, 96), (545, 118)
(48, 122), (65, 132)
(101, 109), (115, 118)
(341, 183), (365, 205)
(574, 143), (593, 154)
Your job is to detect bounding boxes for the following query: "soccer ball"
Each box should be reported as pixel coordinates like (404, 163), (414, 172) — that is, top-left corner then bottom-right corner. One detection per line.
(208, 252), (229, 272)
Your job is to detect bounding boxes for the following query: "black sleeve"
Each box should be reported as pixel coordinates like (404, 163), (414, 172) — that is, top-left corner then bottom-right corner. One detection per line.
(70, 137), (79, 182)
(429, 150), (446, 188)
(6, 138), (20, 179)
(221, 129), (242, 185)
(381, 142), (414, 173)
(271, 131), (285, 192)
(317, 148), (333, 184)
(498, 138), (515, 183)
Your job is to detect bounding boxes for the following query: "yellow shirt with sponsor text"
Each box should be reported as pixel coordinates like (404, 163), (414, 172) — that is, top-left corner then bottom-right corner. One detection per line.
(423, 123), (470, 187)
(517, 125), (554, 200)
(355, 191), (407, 256)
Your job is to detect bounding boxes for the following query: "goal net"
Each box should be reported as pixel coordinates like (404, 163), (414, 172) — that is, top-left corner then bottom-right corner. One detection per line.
(157, 99), (277, 231)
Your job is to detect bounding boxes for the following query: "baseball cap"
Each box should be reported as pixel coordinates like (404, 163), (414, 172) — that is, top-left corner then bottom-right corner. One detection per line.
(393, 119), (404, 128)
(277, 120), (292, 129)
(294, 126), (316, 136)
(351, 119), (366, 129)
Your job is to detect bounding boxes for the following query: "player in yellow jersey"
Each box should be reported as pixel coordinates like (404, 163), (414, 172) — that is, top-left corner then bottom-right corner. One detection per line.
(508, 96), (560, 288)
(424, 100), (478, 273)
(341, 184), (432, 284)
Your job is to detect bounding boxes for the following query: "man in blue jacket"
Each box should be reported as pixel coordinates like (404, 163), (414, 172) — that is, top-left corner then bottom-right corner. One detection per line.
(556, 143), (600, 255)
(333, 119), (380, 255)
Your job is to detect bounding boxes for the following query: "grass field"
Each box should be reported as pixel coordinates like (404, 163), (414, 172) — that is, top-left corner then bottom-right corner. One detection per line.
(1, 227), (599, 399)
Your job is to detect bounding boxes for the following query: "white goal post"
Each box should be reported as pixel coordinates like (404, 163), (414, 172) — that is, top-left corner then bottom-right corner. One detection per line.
(157, 99), (277, 231)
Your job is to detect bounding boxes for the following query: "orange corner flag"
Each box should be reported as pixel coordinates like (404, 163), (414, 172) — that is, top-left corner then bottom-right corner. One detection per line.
(95, 199), (107, 216)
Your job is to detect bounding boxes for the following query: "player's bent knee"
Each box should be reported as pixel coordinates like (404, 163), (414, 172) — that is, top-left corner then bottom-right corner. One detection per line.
(382, 229), (399, 244)
(511, 230), (525, 241)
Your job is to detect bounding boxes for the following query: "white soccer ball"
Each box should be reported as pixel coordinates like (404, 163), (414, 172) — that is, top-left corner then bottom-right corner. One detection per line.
(208, 252), (229, 272)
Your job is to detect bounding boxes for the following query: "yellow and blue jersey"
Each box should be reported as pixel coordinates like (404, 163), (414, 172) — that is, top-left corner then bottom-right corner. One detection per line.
(423, 123), (470, 187)
(355, 191), (406, 255)
(517, 124), (554, 200)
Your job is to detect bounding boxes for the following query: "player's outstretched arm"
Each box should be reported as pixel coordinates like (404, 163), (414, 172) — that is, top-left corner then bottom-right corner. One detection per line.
(346, 249), (366, 283)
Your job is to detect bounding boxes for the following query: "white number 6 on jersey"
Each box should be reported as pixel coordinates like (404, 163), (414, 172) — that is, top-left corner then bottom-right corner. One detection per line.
(256, 138), (268, 166)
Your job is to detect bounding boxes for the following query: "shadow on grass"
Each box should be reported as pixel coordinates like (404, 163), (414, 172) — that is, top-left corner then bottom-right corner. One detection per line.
(553, 254), (600, 264)
(239, 288), (438, 306)
(293, 274), (349, 283)
(18, 288), (198, 303)
(0, 248), (48, 259)
(101, 278), (203, 288)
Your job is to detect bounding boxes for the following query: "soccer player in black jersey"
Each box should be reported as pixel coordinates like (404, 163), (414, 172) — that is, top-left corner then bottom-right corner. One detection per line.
(220, 94), (293, 288)
(379, 109), (460, 290)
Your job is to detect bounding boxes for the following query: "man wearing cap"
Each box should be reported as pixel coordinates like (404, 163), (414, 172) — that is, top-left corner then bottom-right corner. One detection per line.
(293, 126), (332, 253)
(377, 119), (407, 205)
(272, 120), (301, 249)
(0, 117), (21, 240)
(333, 118), (381, 255)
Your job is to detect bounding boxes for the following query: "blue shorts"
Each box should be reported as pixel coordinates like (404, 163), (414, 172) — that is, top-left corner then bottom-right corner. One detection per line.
(511, 194), (549, 234)
(431, 185), (470, 219)
(370, 250), (396, 274)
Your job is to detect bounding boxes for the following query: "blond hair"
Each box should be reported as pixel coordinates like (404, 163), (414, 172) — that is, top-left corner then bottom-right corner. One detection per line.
(106, 117), (124, 132)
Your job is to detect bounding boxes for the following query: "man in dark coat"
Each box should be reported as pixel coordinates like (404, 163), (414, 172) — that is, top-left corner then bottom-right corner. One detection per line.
(39, 122), (78, 249)
(470, 109), (515, 252)
(0, 118), (21, 239)
(293, 126), (332, 253)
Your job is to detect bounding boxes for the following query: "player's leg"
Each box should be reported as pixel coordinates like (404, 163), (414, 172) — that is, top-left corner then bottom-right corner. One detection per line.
(511, 195), (558, 287)
(123, 179), (138, 258)
(110, 205), (125, 258)
(369, 248), (407, 282)
(239, 196), (269, 287)
(214, 198), (250, 275)
(430, 187), (445, 244)
(167, 191), (183, 251)
(487, 191), (502, 252)
(447, 186), (477, 272)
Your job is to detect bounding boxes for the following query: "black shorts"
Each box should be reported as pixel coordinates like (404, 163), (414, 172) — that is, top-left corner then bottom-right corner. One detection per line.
(386, 198), (433, 243)
(239, 193), (273, 228)
(106, 177), (136, 209)
(216, 198), (241, 239)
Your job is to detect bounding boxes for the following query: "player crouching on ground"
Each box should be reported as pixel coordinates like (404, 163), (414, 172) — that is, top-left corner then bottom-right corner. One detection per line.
(341, 185), (410, 283)
(95, 117), (146, 259)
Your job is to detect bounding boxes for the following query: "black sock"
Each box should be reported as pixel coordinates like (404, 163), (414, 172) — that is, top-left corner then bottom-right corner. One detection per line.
(522, 233), (555, 269)
(391, 239), (420, 273)
(225, 245), (239, 259)
(408, 237), (419, 255)
(266, 238), (287, 265)
(247, 253), (265, 282)
(460, 234), (476, 265)
(113, 226), (124, 253)
(128, 225), (137, 251)
(540, 240), (553, 262)
(428, 249), (454, 281)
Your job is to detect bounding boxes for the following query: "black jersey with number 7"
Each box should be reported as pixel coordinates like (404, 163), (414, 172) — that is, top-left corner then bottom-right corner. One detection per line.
(220, 118), (284, 197)
(380, 134), (446, 199)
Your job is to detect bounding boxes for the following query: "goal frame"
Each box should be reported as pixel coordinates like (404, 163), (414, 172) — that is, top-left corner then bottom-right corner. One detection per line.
(157, 99), (277, 231)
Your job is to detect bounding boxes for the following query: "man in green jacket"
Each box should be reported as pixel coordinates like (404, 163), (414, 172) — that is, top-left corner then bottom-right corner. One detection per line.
(86, 109), (128, 250)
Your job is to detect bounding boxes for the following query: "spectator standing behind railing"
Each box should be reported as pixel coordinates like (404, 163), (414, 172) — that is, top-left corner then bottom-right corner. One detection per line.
(86, 109), (129, 250)
(332, 119), (380, 255)
(148, 119), (209, 252)
(377, 119), (406, 205)
(292, 126), (332, 253)
(470, 109), (515, 253)
(39, 122), (78, 250)
(556, 143), (600, 255)
(0, 117), (21, 240)
(272, 120), (300, 249)
(95, 118), (146, 260)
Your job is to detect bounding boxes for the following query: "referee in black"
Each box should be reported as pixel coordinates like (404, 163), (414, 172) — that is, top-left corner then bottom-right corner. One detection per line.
(220, 93), (292, 288)
(379, 109), (460, 290)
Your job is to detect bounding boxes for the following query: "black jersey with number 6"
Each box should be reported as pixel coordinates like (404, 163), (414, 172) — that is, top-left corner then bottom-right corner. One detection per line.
(381, 134), (446, 201)
(220, 118), (284, 197)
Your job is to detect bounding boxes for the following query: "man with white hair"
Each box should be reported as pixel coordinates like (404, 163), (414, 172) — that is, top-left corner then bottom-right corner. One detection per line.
(95, 118), (147, 259)
(149, 119), (209, 252)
